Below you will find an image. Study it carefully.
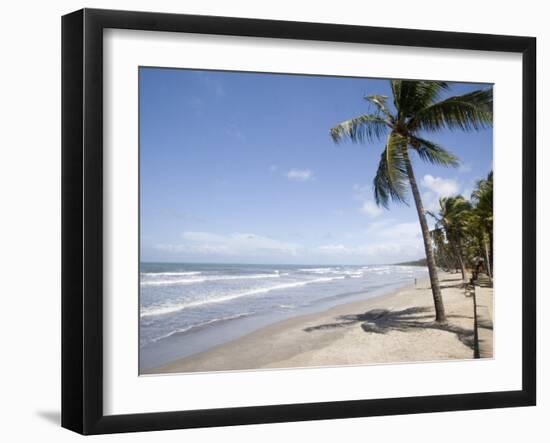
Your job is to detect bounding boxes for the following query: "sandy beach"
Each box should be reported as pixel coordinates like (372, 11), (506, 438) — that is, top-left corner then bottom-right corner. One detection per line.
(145, 271), (493, 374)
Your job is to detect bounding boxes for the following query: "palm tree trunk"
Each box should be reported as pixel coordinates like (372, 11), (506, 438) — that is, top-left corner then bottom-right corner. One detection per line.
(460, 257), (467, 282)
(437, 244), (452, 272)
(453, 243), (467, 283)
(403, 147), (446, 322)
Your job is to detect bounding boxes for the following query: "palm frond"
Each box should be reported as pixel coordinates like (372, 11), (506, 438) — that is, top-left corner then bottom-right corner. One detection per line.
(391, 80), (449, 119)
(430, 227), (447, 244)
(364, 95), (394, 121)
(390, 81), (402, 113)
(426, 210), (438, 220)
(410, 88), (493, 132)
(386, 132), (408, 188)
(373, 150), (408, 208)
(430, 195), (474, 251)
(471, 170), (493, 232)
(409, 136), (460, 167)
(330, 114), (388, 144)
(373, 132), (409, 207)
(442, 195), (471, 214)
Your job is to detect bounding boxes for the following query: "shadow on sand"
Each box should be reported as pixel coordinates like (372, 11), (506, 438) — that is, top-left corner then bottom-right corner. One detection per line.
(415, 275), (466, 291)
(303, 306), (491, 354)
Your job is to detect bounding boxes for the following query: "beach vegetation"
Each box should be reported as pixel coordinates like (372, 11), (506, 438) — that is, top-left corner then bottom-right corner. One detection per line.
(429, 195), (473, 283)
(428, 171), (493, 282)
(330, 80), (493, 322)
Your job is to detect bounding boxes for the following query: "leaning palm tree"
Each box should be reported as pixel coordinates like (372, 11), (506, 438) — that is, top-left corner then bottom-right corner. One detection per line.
(331, 80), (492, 323)
(469, 171), (493, 280)
(430, 226), (455, 272)
(429, 196), (473, 284)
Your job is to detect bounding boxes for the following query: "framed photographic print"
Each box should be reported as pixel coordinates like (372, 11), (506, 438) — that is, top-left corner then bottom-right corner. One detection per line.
(61, 8), (536, 435)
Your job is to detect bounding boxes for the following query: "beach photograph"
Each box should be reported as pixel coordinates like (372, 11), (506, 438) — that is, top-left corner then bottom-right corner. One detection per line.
(139, 68), (494, 375)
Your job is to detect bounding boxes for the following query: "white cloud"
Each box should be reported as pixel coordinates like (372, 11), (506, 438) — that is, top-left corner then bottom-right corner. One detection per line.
(316, 241), (423, 261)
(317, 244), (352, 254)
(354, 183), (384, 218)
(156, 231), (299, 257)
(286, 169), (313, 181)
(154, 224), (426, 265)
(368, 221), (421, 239)
(316, 221), (424, 262)
(421, 174), (460, 196)
(360, 200), (383, 218)
(364, 218), (395, 229)
(458, 162), (472, 173)
(421, 174), (461, 211)
(352, 183), (371, 200)
(359, 242), (423, 259)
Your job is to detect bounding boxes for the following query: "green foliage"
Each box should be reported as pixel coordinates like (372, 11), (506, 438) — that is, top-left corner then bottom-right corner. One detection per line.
(373, 146), (408, 208)
(409, 136), (460, 167)
(429, 195), (472, 253)
(330, 114), (388, 144)
(330, 80), (494, 312)
(428, 172), (494, 274)
(330, 80), (493, 207)
(410, 89), (493, 132)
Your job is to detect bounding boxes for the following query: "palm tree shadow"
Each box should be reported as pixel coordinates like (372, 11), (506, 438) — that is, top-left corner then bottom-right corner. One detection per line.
(304, 307), (477, 352)
(425, 276), (472, 293)
(476, 317), (494, 331)
(440, 282), (467, 289)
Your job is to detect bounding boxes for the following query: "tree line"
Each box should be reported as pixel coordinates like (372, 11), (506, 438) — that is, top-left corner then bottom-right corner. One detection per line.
(330, 79), (492, 323)
(429, 172), (493, 283)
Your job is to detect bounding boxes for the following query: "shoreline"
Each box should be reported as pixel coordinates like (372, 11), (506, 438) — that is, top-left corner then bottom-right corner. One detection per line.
(144, 271), (493, 375)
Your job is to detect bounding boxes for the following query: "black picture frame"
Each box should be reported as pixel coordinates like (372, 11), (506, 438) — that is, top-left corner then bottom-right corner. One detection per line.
(61, 8), (536, 435)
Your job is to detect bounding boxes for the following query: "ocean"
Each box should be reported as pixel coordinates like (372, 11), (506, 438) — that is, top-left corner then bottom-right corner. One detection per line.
(139, 262), (428, 371)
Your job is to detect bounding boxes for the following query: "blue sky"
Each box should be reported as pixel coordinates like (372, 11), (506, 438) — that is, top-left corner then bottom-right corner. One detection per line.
(140, 68), (492, 265)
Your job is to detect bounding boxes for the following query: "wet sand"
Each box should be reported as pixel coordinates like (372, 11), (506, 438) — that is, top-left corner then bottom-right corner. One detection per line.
(145, 271), (493, 374)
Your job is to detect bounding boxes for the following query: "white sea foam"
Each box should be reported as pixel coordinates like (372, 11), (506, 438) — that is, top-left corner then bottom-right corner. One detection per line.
(343, 270), (364, 278)
(140, 275), (346, 318)
(298, 267), (337, 274)
(149, 312), (252, 343)
(141, 272), (286, 287)
(141, 271), (202, 277)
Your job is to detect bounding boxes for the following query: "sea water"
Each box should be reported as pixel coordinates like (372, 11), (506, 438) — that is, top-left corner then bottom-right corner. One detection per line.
(139, 263), (428, 371)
